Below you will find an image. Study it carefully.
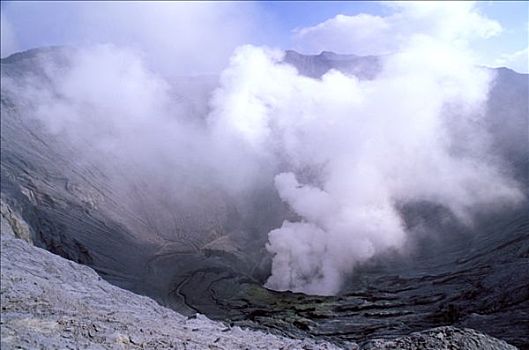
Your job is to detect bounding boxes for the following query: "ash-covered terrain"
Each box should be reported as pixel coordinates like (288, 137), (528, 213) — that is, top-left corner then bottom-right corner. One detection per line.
(1, 213), (519, 350)
(1, 47), (528, 349)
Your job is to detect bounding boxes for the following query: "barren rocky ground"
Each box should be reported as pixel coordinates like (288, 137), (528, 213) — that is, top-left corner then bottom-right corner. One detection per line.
(1, 216), (343, 350)
(1, 216), (519, 349)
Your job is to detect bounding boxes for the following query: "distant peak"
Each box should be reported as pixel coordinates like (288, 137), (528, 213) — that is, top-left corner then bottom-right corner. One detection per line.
(1, 46), (73, 64)
(319, 51), (337, 57)
(284, 50), (360, 61)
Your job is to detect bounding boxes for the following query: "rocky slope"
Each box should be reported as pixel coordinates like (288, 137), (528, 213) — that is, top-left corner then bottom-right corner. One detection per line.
(1, 216), (518, 349)
(0, 216), (342, 350)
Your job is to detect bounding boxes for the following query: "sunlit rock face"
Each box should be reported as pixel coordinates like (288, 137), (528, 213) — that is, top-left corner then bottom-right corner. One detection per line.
(1, 47), (528, 348)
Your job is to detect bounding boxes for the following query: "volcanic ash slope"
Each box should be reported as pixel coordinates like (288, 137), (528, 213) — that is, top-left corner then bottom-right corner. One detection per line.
(0, 214), (518, 350)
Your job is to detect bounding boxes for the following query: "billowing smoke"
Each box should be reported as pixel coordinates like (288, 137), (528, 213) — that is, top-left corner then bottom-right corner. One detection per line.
(208, 3), (524, 295)
(2, 2), (524, 296)
(0, 1), (265, 75)
(2, 44), (264, 248)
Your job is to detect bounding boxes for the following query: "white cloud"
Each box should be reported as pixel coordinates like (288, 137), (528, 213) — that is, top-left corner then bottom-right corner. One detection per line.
(75, 2), (262, 75)
(1, 2), (262, 75)
(294, 14), (391, 55)
(293, 1), (502, 56)
(495, 47), (529, 73)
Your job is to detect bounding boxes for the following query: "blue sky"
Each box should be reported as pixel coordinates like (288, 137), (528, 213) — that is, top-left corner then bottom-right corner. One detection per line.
(1, 1), (527, 73)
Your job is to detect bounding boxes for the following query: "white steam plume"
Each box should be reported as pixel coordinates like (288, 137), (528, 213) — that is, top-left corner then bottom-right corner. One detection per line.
(209, 3), (523, 295)
(2, 44), (260, 246)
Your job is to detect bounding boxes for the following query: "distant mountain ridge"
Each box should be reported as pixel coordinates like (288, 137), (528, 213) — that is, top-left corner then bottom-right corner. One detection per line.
(283, 49), (381, 79)
(3, 45), (526, 78)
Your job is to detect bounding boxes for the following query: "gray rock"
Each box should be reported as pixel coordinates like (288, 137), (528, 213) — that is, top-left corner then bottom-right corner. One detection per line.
(1, 226), (343, 350)
(1, 225), (518, 349)
(362, 326), (517, 350)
